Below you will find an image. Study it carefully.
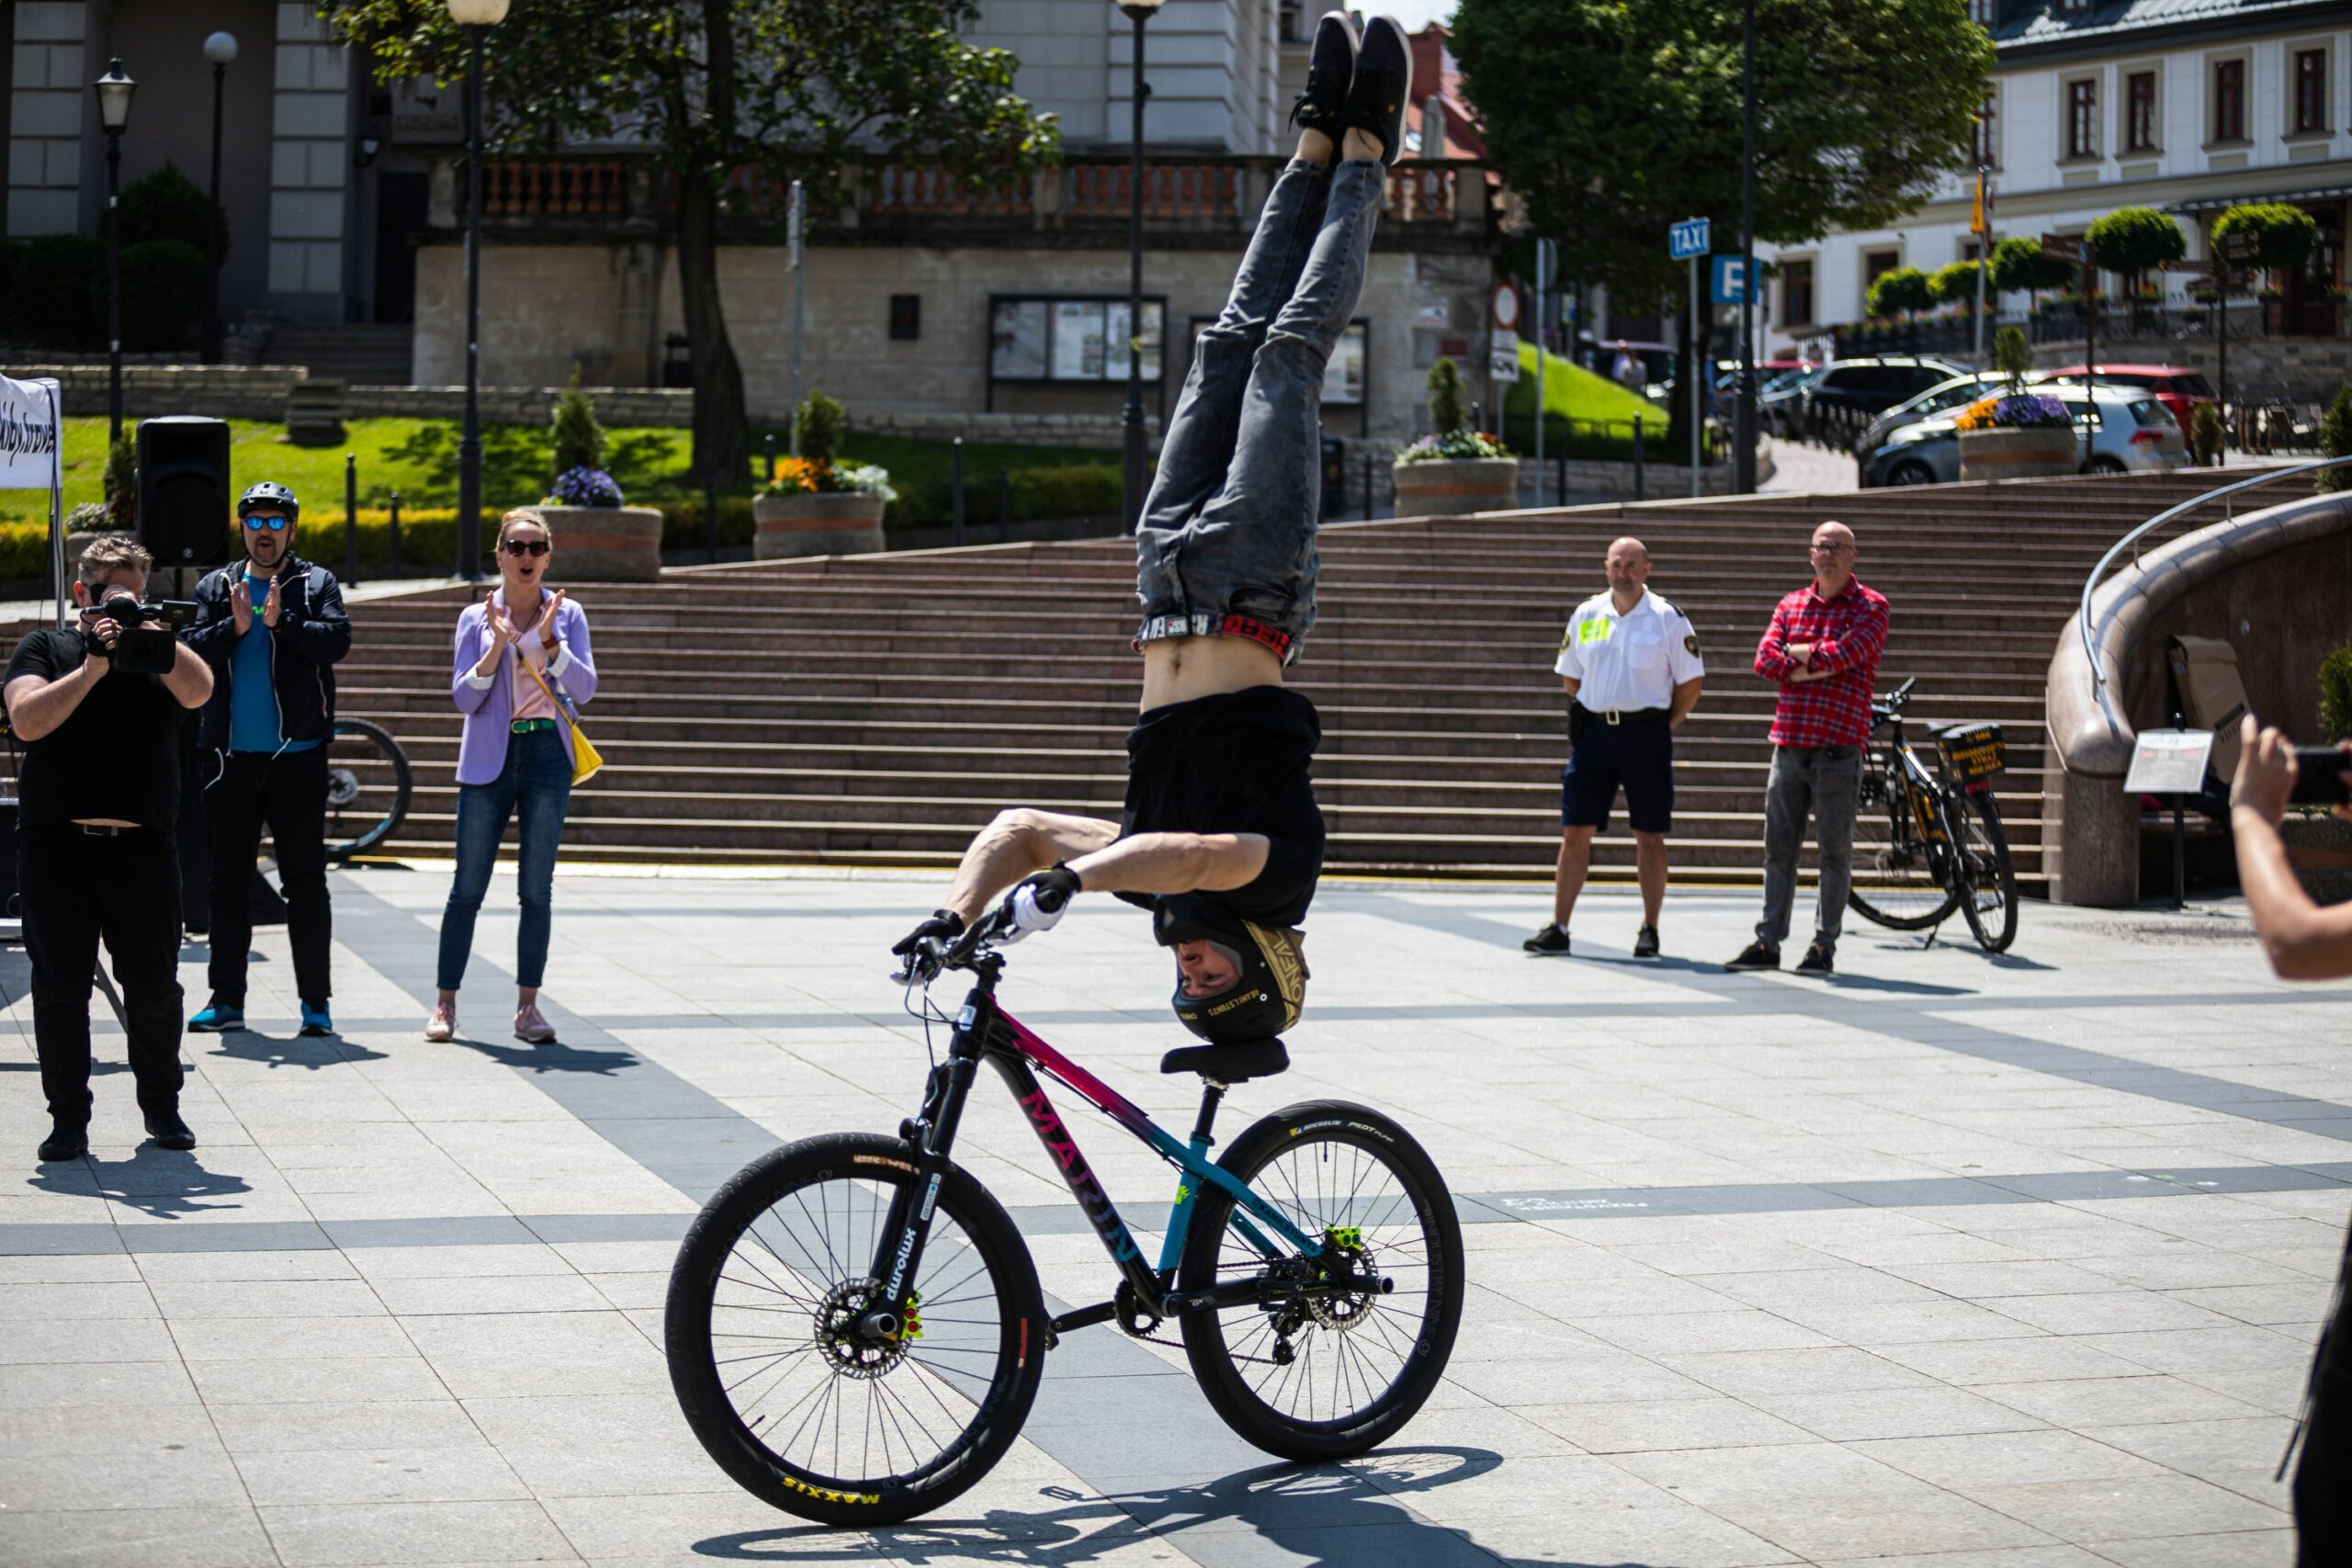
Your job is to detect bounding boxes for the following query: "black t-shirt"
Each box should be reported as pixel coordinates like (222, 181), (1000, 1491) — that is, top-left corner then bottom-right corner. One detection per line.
(1116, 684), (1325, 930)
(6, 628), (183, 830)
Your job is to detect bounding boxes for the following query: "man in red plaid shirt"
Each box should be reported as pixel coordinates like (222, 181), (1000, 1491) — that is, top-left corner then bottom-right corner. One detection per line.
(1726, 521), (1888, 976)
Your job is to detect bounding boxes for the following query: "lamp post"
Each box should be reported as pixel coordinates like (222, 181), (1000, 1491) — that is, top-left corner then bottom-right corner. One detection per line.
(1116, 0), (1165, 533)
(447, 0), (510, 581)
(1734, 0), (1757, 494)
(200, 33), (237, 365)
(94, 58), (135, 447)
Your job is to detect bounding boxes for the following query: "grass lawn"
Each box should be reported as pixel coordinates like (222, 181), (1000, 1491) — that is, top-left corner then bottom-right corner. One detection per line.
(1503, 341), (1658, 428)
(3, 416), (1116, 524)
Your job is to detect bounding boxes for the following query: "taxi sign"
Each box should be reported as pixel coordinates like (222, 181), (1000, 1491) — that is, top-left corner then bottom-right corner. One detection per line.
(1669, 218), (1710, 260)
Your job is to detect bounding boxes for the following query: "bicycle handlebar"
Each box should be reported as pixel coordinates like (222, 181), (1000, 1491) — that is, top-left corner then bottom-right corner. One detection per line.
(1871, 675), (1918, 727)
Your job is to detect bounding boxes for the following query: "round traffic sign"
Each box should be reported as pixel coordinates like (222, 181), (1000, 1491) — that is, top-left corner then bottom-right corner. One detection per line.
(1492, 281), (1521, 330)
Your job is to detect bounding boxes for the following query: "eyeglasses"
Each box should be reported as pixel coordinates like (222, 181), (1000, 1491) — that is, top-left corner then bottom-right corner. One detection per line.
(501, 538), (550, 557)
(242, 514), (289, 532)
(1809, 542), (1856, 555)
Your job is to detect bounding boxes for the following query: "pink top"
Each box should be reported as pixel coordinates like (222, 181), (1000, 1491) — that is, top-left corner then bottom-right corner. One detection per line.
(498, 588), (560, 722)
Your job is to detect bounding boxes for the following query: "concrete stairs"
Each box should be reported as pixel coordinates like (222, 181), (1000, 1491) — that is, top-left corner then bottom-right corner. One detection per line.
(330, 468), (2265, 888)
(259, 324), (416, 387)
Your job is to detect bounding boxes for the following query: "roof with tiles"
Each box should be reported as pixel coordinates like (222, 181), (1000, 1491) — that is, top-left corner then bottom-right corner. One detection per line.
(1995, 0), (2335, 48)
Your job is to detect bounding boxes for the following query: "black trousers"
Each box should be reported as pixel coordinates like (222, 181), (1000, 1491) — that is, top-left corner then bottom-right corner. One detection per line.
(205, 749), (332, 1005)
(2295, 1230), (2352, 1564)
(19, 824), (187, 1127)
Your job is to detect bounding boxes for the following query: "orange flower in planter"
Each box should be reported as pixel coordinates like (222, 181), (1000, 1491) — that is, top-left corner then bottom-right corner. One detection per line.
(768, 457), (829, 494)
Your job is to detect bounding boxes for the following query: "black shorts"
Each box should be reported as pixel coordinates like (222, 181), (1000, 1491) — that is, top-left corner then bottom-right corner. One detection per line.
(1562, 711), (1673, 834)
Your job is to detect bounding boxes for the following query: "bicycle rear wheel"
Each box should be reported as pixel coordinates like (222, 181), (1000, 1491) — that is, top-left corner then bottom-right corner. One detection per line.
(1178, 1101), (1463, 1463)
(1849, 792), (1960, 931)
(322, 717), (412, 862)
(1954, 793), (2019, 953)
(665, 1134), (1046, 1526)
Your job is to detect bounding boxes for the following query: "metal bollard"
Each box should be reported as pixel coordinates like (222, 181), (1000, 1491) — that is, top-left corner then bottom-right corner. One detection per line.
(998, 468), (1011, 544)
(704, 473), (718, 564)
(388, 491), (402, 578)
(1633, 418), (1645, 502)
(951, 438), (966, 548)
(1470, 400), (1482, 434)
(763, 432), (776, 484)
(1363, 451), (1374, 521)
(343, 452), (358, 587)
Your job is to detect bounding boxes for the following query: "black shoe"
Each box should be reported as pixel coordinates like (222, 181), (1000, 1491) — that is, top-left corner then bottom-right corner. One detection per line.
(1522, 923), (1571, 955)
(36, 1122), (86, 1163)
(1288, 11), (1358, 134)
(1795, 942), (1836, 976)
(1725, 942), (1780, 971)
(1633, 925), (1660, 960)
(144, 1109), (197, 1152)
(1342, 15), (1414, 165)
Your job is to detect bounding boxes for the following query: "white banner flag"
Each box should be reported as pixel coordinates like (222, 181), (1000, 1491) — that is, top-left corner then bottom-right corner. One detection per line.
(0, 374), (62, 490)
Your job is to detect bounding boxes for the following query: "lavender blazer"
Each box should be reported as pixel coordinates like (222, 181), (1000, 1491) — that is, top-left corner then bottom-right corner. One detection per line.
(450, 592), (598, 785)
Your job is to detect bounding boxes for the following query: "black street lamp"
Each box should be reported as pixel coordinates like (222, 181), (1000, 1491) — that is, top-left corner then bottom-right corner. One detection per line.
(1734, 0), (1757, 494)
(94, 57), (135, 446)
(447, 0), (510, 581)
(201, 32), (237, 365)
(1116, 0), (1165, 534)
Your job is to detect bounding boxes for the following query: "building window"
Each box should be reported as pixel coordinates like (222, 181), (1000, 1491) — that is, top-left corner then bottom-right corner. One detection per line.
(889, 295), (922, 341)
(2066, 78), (2098, 159)
(2125, 71), (2157, 152)
(1973, 91), (1998, 168)
(1781, 259), (1815, 329)
(1967, 0), (1995, 22)
(989, 296), (1164, 384)
(2295, 49), (2330, 134)
(1278, 0), (1304, 44)
(2212, 58), (2245, 142)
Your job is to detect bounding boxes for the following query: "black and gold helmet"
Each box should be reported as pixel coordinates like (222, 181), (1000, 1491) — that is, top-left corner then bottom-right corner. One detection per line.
(1153, 895), (1308, 1044)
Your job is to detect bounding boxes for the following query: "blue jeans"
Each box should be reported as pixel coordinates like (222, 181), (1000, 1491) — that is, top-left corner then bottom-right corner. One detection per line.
(1134, 157), (1385, 654)
(435, 727), (571, 992)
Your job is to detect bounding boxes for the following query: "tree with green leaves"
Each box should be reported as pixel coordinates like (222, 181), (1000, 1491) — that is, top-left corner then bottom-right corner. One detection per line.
(2212, 203), (2321, 271)
(2319, 383), (2352, 494)
(1928, 258), (1983, 308)
(1453, 0), (1992, 468)
(1990, 234), (2075, 296)
(2086, 207), (2185, 277)
(1868, 265), (1932, 321)
(1427, 357), (1468, 435)
(549, 365), (605, 478)
(323, 0), (1060, 489)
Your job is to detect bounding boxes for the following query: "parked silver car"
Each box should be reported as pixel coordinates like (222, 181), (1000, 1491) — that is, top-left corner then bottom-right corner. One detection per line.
(1860, 384), (2188, 487)
(1852, 371), (2027, 464)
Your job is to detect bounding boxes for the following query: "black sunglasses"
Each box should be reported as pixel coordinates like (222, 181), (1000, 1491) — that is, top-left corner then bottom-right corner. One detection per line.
(501, 538), (550, 557)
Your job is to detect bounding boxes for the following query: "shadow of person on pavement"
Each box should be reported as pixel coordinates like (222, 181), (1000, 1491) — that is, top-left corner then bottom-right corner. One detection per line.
(204, 1031), (390, 1070)
(458, 1036), (639, 1077)
(28, 1145), (254, 1220)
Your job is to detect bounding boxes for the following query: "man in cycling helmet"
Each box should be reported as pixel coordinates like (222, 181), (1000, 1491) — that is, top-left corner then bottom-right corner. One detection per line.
(888, 10), (1417, 1040)
(180, 479), (352, 1038)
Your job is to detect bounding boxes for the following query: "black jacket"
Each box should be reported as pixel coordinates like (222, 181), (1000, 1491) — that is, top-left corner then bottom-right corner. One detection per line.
(182, 552), (352, 750)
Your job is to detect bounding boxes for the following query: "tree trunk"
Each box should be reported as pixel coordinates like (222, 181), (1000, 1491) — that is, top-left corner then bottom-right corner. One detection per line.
(677, 174), (750, 491)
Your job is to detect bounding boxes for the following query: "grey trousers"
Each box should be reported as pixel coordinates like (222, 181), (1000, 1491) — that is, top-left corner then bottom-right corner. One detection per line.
(1757, 743), (1862, 948)
(1133, 156), (1385, 652)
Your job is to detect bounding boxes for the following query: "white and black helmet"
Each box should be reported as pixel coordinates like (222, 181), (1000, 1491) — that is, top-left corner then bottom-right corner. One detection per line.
(236, 480), (300, 523)
(1153, 895), (1309, 1045)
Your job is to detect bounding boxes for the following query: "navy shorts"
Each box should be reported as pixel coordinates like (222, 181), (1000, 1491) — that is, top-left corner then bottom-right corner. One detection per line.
(1561, 712), (1674, 833)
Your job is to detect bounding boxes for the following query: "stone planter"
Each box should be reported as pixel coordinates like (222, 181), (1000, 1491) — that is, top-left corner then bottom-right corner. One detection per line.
(1391, 457), (1521, 518)
(1958, 426), (2079, 482)
(536, 504), (663, 581)
(753, 491), (886, 559)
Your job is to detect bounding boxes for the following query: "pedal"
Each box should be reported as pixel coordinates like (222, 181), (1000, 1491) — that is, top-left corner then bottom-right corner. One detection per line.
(1047, 1300), (1116, 1348)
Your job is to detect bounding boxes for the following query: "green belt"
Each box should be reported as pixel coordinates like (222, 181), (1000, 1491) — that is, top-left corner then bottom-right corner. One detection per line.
(510, 717), (560, 734)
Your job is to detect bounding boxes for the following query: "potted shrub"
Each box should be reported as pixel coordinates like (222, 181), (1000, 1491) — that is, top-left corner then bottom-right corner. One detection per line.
(753, 391), (896, 558)
(1956, 390), (2080, 480)
(535, 379), (663, 580)
(1391, 358), (1518, 516)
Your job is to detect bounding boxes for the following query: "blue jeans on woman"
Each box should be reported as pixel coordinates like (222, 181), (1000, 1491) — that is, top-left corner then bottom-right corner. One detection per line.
(435, 727), (571, 992)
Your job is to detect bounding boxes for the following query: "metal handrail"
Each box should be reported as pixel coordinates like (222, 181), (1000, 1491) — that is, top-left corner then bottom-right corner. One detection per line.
(2078, 455), (2352, 728)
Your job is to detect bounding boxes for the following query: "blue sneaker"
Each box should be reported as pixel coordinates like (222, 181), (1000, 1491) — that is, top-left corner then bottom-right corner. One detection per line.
(188, 1001), (245, 1032)
(299, 1002), (334, 1038)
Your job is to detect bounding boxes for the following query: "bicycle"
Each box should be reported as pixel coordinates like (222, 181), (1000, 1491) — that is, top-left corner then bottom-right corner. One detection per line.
(662, 904), (1465, 1525)
(1848, 676), (2019, 953)
(320, 717), (412, 863)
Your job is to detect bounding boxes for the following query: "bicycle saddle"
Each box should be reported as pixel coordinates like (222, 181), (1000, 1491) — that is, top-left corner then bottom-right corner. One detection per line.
(1159, 1037), (1289, 1083)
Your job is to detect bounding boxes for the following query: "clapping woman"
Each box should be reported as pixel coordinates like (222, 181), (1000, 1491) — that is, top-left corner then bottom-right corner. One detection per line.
(426, 509), (596, 1043)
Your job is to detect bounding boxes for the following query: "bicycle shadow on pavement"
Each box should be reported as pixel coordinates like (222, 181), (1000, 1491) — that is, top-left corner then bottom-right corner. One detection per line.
(688, 1447), (1630, 1568)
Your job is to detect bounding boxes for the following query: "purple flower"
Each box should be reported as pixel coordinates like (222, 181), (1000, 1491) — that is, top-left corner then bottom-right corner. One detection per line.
(1993, 395), (2071, 429)
(551, 467), (625, 507)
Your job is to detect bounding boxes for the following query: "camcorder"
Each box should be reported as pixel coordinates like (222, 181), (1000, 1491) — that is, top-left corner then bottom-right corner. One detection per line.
(80, 595), (196, 676)
(2290, 745), (2352, 808)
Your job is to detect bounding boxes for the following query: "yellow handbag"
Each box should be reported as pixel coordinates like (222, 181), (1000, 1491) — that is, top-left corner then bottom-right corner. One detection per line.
(522, 657), (603, 785)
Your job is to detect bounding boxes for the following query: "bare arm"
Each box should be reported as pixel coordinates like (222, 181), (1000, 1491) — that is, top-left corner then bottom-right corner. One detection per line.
(1668, 675), (1703, 728)
(944, 808), (1123, 923)
(161, 638), (213, 709)
(2232, 720), (2352, 980)
(1560, 675), (1581, 699)
(5, 657), (104, 742)
(1067, 831), (1271, 899)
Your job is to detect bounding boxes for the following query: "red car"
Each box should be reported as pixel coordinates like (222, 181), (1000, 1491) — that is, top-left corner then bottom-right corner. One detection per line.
(2041, 364), (2215, 445)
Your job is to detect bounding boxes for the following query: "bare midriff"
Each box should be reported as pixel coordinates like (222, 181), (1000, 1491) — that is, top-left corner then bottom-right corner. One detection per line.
(1138, 636), (1284, 712)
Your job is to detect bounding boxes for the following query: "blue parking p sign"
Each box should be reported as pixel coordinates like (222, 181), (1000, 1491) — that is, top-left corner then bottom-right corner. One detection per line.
(1669, 218), (1710, 260)
(1711, 254), (1748, 304)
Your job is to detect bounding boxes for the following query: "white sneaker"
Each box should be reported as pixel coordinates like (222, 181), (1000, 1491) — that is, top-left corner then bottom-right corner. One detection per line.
(424, 1002), (457, 1043)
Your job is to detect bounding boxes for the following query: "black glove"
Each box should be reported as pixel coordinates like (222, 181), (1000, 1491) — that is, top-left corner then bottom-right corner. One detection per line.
(999, 864), (1082, 945)
(890, 909), (964, 981)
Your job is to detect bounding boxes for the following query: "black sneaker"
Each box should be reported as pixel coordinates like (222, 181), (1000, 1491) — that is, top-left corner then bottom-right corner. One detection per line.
(36, 1122), (86, 1163)
(1342, 15), (1414, 165)
(1522, 923), (1571, 955)
(1288, 11), (1357, 134)
(144, 1109), (197, 1152)
(1724, 942), (1780, 971)
(1795, 942), (1836, 976)
(1633, 925), (1660, 960)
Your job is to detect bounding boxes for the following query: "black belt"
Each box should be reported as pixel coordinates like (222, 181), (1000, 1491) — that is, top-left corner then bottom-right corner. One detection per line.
(1579, 705), (1670, 726)
(74, 823), (141, 838)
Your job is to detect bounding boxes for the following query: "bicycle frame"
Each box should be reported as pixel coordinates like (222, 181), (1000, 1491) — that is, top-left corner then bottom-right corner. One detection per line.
(866, 953), (1324, 1333)
(1872, 712), (1954, 855)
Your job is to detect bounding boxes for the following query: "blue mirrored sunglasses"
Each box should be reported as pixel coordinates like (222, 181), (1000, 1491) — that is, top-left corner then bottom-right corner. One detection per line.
(242, 514), (290, 531)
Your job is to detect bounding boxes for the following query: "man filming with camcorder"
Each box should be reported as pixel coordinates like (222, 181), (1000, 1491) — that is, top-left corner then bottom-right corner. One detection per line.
(5, 536), (212, 1163)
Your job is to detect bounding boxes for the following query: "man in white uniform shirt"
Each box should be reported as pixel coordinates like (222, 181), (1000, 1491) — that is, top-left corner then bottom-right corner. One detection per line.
(1525, 536), (1705, 958)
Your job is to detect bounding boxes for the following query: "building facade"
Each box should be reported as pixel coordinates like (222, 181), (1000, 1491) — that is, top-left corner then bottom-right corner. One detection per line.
(1757, 0), (2350, 363)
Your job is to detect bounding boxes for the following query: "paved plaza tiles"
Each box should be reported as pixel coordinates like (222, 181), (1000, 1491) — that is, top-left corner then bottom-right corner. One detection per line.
(2, 864), (2345, 1567)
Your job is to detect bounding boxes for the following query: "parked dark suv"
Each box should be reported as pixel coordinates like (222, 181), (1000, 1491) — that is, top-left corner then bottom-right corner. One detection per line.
(1802, 357), (1970, 448)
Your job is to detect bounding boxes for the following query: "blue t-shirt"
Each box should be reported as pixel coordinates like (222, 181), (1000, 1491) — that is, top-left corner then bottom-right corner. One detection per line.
(229, 569), (322, 754)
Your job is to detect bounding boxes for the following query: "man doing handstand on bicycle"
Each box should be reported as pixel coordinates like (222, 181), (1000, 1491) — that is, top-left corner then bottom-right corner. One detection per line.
(893, 12), (1411, 1046)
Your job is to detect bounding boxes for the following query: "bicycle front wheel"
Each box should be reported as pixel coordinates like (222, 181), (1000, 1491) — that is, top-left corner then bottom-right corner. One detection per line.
(1849, 794), (1960, 931)
(322, 717), (412, 862)
(1178, 1100), (1463, 1462)
(664, 1134), (1046, 1526)
(1954, 793), (2019, 953)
